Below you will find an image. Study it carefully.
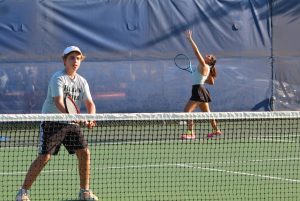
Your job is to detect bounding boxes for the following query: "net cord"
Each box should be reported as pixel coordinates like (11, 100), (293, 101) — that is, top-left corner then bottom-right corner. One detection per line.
(0, 111), (300, 122)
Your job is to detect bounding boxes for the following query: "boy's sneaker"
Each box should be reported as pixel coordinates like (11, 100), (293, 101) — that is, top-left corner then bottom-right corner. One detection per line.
(79, 189), (99, 201)
(181, 130), (196, 140)
(207, 130), (223, 139)
(16, 188), (30, 201)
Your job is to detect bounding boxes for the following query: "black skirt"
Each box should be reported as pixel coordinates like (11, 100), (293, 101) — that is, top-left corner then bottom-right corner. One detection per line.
(189, 84), (212, 103)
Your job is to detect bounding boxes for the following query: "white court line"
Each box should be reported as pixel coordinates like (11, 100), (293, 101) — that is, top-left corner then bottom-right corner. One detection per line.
(0, 134), (298, 149)
(0, 164), (175, 176)
(0, 139), (190, 149)
(176, 163), (300, 183)
(183, 157), (300, 165)
(2, 158), (300, 175)
(0, 145), (37, 150)
(252, 137), (296, 143)
(2, 158), (300, 182)
(0, 169), (67, 176)
(91, 158), (300, 170)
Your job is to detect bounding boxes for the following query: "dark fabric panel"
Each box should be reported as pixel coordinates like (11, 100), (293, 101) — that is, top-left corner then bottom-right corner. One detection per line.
(1, 0), (271, 61)
(272, 0), (300, 110)
(272, 0), (300, 56)
(273, 57), (300, 110)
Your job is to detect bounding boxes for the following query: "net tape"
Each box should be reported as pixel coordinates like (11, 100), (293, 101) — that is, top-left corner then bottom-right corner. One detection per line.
(1, 111), (300, 122)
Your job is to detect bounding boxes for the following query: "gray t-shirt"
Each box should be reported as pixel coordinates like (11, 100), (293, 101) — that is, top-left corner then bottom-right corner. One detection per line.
(42, 69), (92, 113)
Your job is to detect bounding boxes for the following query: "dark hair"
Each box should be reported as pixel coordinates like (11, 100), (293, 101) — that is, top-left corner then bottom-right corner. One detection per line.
(209, 55), (217, 78)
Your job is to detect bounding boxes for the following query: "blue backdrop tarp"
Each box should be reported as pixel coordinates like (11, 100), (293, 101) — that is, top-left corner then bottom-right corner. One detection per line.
(0, 0), (299, 113)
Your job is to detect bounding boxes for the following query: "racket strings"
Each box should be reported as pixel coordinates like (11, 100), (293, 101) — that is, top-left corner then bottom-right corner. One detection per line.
(65, 97), (80, 114)
(174, 54), (191, 70)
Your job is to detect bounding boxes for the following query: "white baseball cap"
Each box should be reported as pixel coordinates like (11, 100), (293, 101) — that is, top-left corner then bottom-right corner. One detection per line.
(63, 46), (82, 56)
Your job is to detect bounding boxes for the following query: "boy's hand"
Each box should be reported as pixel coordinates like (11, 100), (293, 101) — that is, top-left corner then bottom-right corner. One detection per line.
(85, 120), (97, 129)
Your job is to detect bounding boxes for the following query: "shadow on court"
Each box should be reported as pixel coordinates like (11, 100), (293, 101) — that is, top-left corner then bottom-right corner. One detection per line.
(62, 199), (84, 201)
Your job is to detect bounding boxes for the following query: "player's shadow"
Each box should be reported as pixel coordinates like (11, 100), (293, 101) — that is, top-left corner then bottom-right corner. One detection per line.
(62, 199), (79, 201)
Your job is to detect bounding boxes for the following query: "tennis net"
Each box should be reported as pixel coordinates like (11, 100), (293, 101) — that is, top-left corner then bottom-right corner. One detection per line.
(1, 111), (300, 201)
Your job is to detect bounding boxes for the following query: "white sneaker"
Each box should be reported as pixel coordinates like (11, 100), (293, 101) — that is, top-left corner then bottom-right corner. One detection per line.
(79, 189), (99, 201)
(16, 189), (30, 201)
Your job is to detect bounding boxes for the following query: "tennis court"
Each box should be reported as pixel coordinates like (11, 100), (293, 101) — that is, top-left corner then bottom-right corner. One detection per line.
(1, 112), (300, 201)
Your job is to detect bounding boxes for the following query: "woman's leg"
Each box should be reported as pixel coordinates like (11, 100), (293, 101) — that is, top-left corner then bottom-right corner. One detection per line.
(198, 102), (220, 132)
(184, 100), (199, 131)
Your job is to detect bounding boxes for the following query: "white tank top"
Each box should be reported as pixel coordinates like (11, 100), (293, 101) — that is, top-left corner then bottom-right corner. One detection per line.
(192, 66), (210, 84)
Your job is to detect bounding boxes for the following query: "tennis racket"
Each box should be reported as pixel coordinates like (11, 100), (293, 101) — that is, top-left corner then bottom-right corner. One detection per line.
(174, 53), (193, 73)
(64, 95), (80, 114)
(64, 94), (96, 128)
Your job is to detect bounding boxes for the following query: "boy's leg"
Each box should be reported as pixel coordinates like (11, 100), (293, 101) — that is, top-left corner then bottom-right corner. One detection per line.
(76, 148), (99, 200)
(22, 154), (51, 190)
(16, 154), (51, 201)
(76, 148), (90, 190)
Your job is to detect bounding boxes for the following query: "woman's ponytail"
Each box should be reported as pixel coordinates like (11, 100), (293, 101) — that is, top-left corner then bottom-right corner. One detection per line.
(209, 56), (217, 78)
